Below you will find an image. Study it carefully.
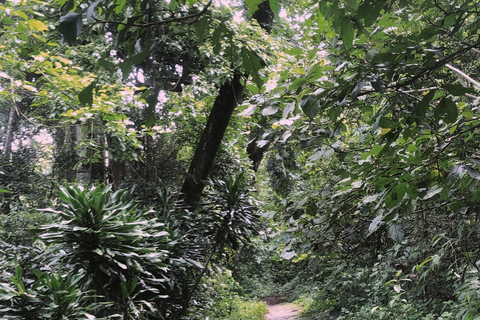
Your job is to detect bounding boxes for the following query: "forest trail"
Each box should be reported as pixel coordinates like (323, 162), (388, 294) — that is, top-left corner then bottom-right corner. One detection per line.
(263, 297), (301, 320)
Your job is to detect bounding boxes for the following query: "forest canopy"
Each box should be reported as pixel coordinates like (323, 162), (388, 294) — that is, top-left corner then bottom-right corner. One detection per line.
(1, 0), (480, 319)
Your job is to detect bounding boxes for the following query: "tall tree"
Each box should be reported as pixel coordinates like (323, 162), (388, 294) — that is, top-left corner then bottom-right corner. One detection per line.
(182, 1), (276, 204)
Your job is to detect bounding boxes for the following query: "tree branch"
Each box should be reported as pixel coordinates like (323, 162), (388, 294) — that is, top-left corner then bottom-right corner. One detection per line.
(445, 63), (480, 90)
(94, 0), (214, 28)
(394, 43), (479, 89)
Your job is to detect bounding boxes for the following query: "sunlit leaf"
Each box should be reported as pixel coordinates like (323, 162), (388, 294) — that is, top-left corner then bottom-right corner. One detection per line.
(269, 0), (281, 19)
(389, 223), (404, 242)
(245, 0), (264, 13)
(281, 251), (296, 260)
(423, 185), (442, 200)
(369, 215), (383, 234)
(262, 105), (278, 116)
(28, 19), (48, 31)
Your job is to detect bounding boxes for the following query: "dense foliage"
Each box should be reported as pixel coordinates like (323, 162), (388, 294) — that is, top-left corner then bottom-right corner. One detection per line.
(2, 0), (480, 319)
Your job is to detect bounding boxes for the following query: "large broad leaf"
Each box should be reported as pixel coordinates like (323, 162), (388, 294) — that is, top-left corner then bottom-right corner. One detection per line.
(58, 12), (82, 43)
(369, 215), (383, 234)
(386, 183), (406, 209)
(241, 47), (265, 88)
(262, 105), (278, 116)
(389, 223), (404, 242)
(357, 0), (387, 26)
(144, 88), (160, 127)
(195, 16), (210, 45)
(416, 90), (435, 120)
(269, 0), (281, 19)
(281, 251), (296, 260)
(86, 0), (103, 23)
(423, 185), (443, 200)
(378, 117), (400, 128)
(340, 17), (354, 49)
(442, 84), (475, 96)
(28, 19), (48, 31)
(78, 81), (96, 107)
(436, 97), (458, 123)
(300, 95), (320, 120)
(245, 0), (264, 13)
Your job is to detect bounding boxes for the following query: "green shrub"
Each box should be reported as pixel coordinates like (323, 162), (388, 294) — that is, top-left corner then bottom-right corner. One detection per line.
(224, 297), (268, 320)
(0, 208), (54, 245)
(28, 184), (200, 318)
(187, 268), (268, 320)
(0, 258), (101, 319)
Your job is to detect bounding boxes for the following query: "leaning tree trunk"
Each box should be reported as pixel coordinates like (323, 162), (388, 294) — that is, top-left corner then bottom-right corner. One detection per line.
(180, 1), (274, 205)
(181, 72), (245, 205)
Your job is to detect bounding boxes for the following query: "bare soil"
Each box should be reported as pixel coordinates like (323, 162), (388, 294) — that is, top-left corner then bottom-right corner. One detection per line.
(262, 296), (301, 320)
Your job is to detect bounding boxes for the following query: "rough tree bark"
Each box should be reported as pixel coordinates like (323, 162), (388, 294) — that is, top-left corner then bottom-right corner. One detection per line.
(180, 1), (274, 204)
(181, 72), (245, 205)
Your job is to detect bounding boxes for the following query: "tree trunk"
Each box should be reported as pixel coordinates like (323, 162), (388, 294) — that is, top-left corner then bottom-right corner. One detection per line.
(180, 1), (274, 205)
(106, 135), (126, 191)
(53, 125), (86, 182)
(246, 116), (269, 172)
(2, 106), (17, 162)
(181, 72), (245, 205)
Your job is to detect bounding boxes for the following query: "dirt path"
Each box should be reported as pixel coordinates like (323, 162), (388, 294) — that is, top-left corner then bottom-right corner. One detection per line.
(265, 302), (301, 320)
(262, 297), (301, 320)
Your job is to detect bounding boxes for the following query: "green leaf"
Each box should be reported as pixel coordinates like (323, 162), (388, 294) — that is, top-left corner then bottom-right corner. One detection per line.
(423, 185), (442, 200)
(262, 105), (278, 116)
(269, 0), (281, 19)
(58, 12), (82, 43)
(212, 27), (223, 55)
(357, 0), (386, 26)
(289, 78), (307, 91)
(245, 0), (264, 13)
(78, 81), (96, 107)
(386, 183), (406, 209)
(300, 95), (320, 120)
(436, 97), (458, 123)
(340, 17), (354, 49)
(416, 257), (433, 271)
(281, 251), (296, 260)
(389, 223), (404, 242)
(28, 19), (48, 31)
(369, 215), (383, 234)
(345, 0), (359, 11)
(195, 17), (209, 45)
(241, 47), (265, 88)
(378, 117), (400, 128)
(115, 0), (126, 14)
(284, 48), (304, 56)
(415, 90), (435, 120)
(442, 84), (475, 96)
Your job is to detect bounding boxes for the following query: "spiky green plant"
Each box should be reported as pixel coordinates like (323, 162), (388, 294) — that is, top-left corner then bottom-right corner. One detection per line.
(33, 184), (187, 318)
